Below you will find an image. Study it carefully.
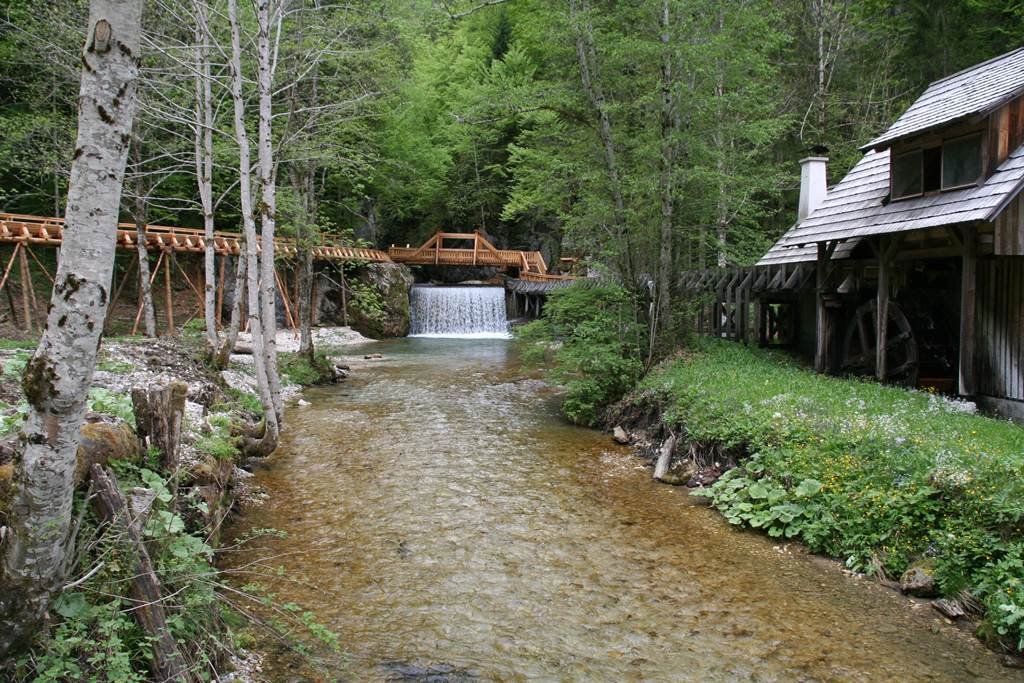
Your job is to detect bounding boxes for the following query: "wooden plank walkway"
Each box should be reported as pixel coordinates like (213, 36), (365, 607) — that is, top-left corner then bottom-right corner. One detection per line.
(0, 213), (391, 263)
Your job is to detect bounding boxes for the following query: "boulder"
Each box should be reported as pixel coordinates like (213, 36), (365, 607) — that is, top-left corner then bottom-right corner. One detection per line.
(75, 420), (142, 486)
(612, 426), (630, 444)
(332, 262), (414, 339)
(900, 561), (938, 598)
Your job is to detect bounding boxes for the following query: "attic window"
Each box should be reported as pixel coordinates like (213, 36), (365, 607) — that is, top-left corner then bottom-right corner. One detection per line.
(892, 150), (922, 199)
(942, 133), (982, 189)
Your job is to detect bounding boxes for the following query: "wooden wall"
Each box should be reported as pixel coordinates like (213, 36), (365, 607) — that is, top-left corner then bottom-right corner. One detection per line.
(976, 256), (1024, 401)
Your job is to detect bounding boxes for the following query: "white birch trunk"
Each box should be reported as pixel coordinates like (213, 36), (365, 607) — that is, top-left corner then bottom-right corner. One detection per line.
(228, 0), (278, 454)
(256, 0), (283, 423)
(0, 0), (141, 654)
(194, 0), (217, 350)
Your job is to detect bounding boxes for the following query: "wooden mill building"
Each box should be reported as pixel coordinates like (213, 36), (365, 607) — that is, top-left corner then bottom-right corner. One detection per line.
(687, 47), (1024, 420)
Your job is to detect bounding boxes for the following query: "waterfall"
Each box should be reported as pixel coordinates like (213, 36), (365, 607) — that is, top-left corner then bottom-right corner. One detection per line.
(409, 285), (510, 338)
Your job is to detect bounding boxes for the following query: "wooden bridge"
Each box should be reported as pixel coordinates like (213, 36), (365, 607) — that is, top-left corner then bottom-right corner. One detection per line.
(387, 231), (573, 282)
(0, 214), (574, 335)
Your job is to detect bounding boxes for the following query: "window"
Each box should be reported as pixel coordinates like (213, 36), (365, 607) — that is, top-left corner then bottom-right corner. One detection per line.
(942, 133), (982, 189)
(892, 150), (922, 199)
(923, 146), (942, 192)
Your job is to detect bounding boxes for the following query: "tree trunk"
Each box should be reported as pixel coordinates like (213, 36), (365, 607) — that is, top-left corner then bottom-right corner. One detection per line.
(228, 0), (278, 456)
(194, 0), (218, 352)
(214, 251), (246, 369)
(569, 0), (634, 286)
(132, 138), (157, 337)
(654, 0), (677, 355)
(256, 0), (284, 424)
(0, 0), (141, 655)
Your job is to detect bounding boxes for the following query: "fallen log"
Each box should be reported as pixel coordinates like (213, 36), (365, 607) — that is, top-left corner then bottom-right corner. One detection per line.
(90, 464), (193, 682)
(654, 434), (677, 482)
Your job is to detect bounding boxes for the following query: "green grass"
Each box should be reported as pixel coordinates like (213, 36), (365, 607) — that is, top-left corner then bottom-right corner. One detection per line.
(638, 338), (1024, 650)
(0, 338), (36, 350)
(279, 352), (336, 387)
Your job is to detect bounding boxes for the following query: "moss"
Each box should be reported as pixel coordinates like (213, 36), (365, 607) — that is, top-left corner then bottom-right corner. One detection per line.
(21, 355), (57, 410)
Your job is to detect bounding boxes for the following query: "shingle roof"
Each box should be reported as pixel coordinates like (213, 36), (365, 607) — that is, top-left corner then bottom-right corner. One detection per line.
(778, 145), (1024, 248)
(863, 47), (1024, 151)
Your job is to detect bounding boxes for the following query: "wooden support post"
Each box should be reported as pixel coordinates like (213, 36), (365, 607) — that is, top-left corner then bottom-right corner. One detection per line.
(18, 242), (34, 333)
(0, 244), (21, 327)
(876, 236), (891, 381)
(164, 252), (175, 335)
(959, 225), (977, 396)
(104, 254), (139, 333)
(814, 241), (838, 373)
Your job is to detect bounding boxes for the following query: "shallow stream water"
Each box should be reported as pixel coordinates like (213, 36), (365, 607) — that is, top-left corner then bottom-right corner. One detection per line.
(224, 339), (1019, 681)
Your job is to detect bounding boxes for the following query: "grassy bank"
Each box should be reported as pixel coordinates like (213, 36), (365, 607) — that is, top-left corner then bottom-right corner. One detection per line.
(633, 339), (1024, 651)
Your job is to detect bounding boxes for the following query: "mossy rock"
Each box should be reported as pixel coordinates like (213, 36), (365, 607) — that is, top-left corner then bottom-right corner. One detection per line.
(347, 263), (414, 339)
(75, 420), (142, 485)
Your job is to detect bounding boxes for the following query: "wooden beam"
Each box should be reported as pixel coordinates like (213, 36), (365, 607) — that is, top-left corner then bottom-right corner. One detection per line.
(876, 236), (891, 381)
(959, 224), (977, 395)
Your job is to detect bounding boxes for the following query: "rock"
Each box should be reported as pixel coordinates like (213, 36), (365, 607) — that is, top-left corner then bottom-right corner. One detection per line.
(1003, 654), (1024, 669)
(932, 598), (966, 619)
(76, 421), (142, 486)
(297, 399), (311, 407)
(333, 262), (414, 339)
(612, 426), (630, 444)
(900, 561), (938, 598)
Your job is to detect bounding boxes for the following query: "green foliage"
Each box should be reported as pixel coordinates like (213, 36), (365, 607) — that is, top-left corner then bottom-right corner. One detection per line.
(638, 339), (1024, 651)
(86, 388), (134, 423)
(2, 351), (31, 380)
(225, 386), (263, 417)
(96, 360), (134, 374)
(279, 352), (336, 387)
(0, 339), (37, 351)
(517, 284), (644, 426)
(195, 414), (240, 462)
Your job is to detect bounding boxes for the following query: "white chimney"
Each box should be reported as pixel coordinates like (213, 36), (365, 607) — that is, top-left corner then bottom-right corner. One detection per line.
(798, 156), (828, 222)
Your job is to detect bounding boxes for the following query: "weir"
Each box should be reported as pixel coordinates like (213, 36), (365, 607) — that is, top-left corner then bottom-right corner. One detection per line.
(408, 285), (510, 338)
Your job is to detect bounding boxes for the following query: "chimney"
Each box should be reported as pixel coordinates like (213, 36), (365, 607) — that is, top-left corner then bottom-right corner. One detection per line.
(798, 156), (828, 222)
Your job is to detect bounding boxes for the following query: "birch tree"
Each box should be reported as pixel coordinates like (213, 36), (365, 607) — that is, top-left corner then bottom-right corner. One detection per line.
(227, 0), (279, 455)
(0, 0), (142, 653)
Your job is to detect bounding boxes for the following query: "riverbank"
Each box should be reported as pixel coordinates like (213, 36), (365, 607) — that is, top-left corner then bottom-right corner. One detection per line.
(607, 338), (1024, 661)
(0, 326), (374, 681)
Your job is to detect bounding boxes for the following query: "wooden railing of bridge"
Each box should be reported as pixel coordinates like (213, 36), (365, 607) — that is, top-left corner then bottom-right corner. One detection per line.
(0, 213), (391, 262)
(388, 231), (574, 282)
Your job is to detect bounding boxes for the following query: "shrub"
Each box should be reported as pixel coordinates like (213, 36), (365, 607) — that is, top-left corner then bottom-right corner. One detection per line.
(517, 284), (644, 426)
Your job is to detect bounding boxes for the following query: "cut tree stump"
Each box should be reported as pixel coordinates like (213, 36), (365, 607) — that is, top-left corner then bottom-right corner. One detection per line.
(131, 381), (187, 490)
(90, 464), (193, 682)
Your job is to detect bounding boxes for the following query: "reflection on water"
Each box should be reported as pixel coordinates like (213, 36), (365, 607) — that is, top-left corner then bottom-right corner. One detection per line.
(224, 339), (1016, 681)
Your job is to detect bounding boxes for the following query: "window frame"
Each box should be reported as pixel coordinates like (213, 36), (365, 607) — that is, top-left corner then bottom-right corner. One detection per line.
(940, 132), (983, 191)
(891, 148), (924, 200)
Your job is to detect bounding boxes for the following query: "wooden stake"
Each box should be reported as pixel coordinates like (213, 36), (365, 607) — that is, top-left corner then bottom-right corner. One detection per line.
(104, 254), (139, 333)
(165, 252), (175, 335)
(274, 267), (296, 330)
(18, 243), (34, 333)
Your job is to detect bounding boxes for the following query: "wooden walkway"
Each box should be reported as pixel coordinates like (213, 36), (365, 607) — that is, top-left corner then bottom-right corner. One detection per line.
(0, 213), (391, 262)
(388, 231), (573, 282)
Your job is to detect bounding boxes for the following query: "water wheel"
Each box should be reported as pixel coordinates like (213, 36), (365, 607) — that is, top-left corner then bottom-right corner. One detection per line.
(840, 300), (919, 386)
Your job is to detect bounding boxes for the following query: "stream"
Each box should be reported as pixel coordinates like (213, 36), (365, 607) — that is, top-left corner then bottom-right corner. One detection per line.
(224, 338), (1018, 681)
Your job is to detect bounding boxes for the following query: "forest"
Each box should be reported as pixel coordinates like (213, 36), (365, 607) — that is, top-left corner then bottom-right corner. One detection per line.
(2, 0), (1024, 680)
